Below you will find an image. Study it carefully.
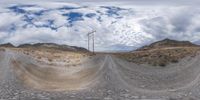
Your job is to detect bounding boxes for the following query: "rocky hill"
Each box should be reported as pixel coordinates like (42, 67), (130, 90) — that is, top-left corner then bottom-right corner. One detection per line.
(18, 43), (88, 52)
(116, 39), (200, 67)
(0, 43), (88, 52)
(137, 38), (199, 51)
(0, 43), (15, 48)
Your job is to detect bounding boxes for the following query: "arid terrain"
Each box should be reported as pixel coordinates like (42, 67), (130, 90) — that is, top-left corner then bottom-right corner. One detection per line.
(115, 39), (200, 66)
(0, 39), (200, 100)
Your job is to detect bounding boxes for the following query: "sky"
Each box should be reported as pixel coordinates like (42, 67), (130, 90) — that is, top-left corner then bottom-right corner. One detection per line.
(0, 0), (200, 51)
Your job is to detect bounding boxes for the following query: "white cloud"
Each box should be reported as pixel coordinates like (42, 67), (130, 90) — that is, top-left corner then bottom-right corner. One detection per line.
(0, 13), (22, 28)
(0, 2), (200, 51)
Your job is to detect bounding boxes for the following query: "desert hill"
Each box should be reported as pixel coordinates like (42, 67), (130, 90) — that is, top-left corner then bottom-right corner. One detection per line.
(137, 38), (199, 51)
(18, 43), (89, 52)
(116, 39), (200, 66)
(0, 43), (88, 52)
(0, 43), (15, 48)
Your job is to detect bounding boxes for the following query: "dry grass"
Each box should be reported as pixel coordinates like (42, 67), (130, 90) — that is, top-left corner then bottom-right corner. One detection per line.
(115, 47), (200, 67)
(0, 48), (5, 52)
(11, 48), (92, 66)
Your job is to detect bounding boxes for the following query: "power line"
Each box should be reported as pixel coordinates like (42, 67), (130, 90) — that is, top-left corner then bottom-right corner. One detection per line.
(87, 30), (96, 54)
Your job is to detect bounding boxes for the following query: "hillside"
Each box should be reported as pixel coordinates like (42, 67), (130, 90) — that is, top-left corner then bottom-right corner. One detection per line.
(137, 38), (199, 51)
(0, 43), (88, 52)
(0, 43), (90, 66)
(0, 43), (15, 48)
(116, 39), (200, 66)
(18, 43), (89, 52)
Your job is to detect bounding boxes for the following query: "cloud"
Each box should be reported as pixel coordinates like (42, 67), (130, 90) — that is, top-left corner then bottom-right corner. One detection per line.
(1, 0), (200, 7)
(138, 7), (200, 43)
(0, 2), (200, 51)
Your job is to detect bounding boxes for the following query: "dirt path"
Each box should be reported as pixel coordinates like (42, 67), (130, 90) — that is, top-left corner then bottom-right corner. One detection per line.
(0, 50), (200, 99)
(110, 55), (200, 92)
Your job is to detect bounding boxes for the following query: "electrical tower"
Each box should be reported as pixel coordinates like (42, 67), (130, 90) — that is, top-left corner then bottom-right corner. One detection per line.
(87, 30), (96, 54)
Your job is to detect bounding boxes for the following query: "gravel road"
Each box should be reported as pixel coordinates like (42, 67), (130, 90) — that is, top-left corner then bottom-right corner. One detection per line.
(0, 50), (200, 100)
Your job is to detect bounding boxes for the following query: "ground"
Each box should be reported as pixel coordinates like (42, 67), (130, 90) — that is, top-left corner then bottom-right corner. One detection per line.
(11, 47), (93, 66)
(115, 47), (200, 66)
(0, 47), (200, 100)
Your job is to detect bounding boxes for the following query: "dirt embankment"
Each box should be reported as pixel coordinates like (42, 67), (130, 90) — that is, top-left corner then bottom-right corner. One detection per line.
(115, 47), (200, 67)
(0, 48), (100, 91)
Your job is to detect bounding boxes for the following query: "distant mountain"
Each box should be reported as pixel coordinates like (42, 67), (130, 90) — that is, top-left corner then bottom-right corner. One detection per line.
(103, 44), (136, 52)
(18, 43), (88, 52)
(0, 43), (88, 52)
(0, 43), (15, 48)
(137, 38), (199, 51)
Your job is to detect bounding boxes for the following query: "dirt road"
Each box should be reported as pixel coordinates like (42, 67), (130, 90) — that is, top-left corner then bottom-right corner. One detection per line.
(0, 49), (200, 100)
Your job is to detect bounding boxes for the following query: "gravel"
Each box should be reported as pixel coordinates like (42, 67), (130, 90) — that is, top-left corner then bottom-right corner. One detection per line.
(0, 50), (200, 100)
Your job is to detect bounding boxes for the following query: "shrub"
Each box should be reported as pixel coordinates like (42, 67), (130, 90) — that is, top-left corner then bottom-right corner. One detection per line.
(159, 62), (166, 67)
(48, 58), (53, 62)
(171, 59), (178, 63)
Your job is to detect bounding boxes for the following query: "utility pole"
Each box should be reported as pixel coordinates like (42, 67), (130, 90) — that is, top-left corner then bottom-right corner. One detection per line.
(87, 30), (96, 54)
(92, 33), (94, 53)
(88, 34), (90, 51)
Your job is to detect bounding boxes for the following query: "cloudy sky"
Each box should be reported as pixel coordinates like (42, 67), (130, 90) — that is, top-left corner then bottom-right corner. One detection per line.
(0, 0), (200, 51)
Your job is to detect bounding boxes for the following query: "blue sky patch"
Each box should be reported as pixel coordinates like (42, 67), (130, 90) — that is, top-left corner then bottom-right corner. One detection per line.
(97, 16), (103, 22)
(101, 6), (125, 17)
(8, 4), (36, 14)
(8, 5), (26, 14)
(33, 10), (49, 16)
(23, 14), (34, 24)
(62, 12), (84, 26)
(9, 24), (17, 32)
(85, 13), (96, 18)
(59, 6), (81, 10)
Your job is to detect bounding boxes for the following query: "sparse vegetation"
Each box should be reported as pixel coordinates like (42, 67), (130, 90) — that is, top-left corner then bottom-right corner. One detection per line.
(115, 39), (200, 67)
(48, 58), (53, 62)
(37, 56), (41, 59)
(159, 62), (166, 67)
(9, 47), (92, 66)
(171, 59), (178, 63)
(0, 48), (5, 52)
(115, 47), (200, 67)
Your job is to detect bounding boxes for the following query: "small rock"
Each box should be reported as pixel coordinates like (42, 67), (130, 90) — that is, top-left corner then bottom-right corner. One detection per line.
(104, 97), (113, 100)
(123, 93), (130, 98)
(141, 95), (146, 99)
(130, 95), (139, 99)
(140, 85), (146, 88)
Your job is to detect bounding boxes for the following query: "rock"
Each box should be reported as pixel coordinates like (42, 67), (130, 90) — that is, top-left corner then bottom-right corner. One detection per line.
(104, 97), (113, 100)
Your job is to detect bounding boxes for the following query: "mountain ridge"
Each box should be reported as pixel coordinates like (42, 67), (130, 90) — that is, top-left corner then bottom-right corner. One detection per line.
(0, 43), (15, 48)
(136, 38), (199, 51)
(0, 43), (88, 52)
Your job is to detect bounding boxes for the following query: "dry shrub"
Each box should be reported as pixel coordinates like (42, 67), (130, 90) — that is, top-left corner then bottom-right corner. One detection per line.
(37, 56), (42, 59)
(48, 58), (53, 62)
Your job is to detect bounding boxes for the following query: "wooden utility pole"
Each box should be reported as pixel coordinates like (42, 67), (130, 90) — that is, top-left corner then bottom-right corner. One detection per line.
(87, 30), (96, 54)
(88, 34), (90, 51)
(92, 33), (94, 53)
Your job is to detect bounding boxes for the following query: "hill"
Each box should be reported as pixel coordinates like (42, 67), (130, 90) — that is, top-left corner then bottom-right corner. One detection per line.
(116, 39), (200, 67)
(0, 43), (15, 48)
(0, 43), (88, 52)
(137, 38), (199, 51)
(17, 43), (88, 52)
